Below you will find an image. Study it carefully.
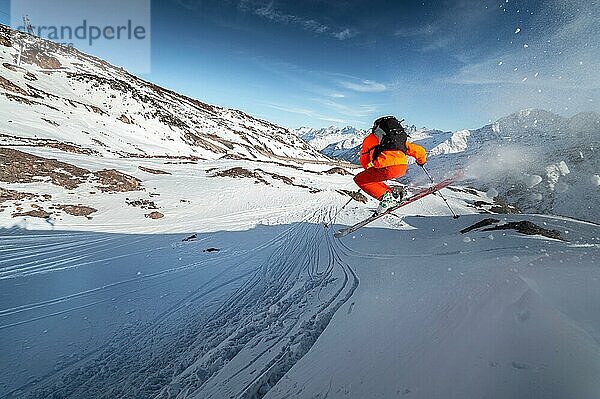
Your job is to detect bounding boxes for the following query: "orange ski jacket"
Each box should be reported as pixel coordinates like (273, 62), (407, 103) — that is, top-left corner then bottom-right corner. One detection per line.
(359, 133), (427, 169)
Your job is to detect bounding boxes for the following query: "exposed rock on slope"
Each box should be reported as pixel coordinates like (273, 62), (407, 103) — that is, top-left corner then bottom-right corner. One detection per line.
(0, 147), (140, 193)
(0, 147), (90, 189)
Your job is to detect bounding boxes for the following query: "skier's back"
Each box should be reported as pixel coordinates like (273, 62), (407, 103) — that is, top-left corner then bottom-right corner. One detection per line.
(354, 116), (427, 214)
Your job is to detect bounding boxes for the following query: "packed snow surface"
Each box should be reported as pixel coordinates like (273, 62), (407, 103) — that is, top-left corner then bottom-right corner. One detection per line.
(2, 204), (599, 398)
(269, 215), (600, 399)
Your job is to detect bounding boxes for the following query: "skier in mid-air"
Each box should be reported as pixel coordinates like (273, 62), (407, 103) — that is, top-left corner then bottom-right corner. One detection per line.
(354, 116), (427, 214)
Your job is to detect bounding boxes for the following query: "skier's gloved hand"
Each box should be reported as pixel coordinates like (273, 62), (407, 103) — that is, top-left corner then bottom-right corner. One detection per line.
(417, 160), (426, 166)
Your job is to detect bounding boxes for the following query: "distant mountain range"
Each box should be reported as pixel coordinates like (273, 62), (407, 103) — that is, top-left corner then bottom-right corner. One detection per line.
(295, 109), (600, 221)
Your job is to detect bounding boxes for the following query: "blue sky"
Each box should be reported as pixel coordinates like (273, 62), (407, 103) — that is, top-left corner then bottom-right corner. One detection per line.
(1, 0), (598, 130)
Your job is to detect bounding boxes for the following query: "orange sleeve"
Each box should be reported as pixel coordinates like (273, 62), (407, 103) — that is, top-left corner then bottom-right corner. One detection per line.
(406, 141), (427, 165)
(359, 133), (379, 169)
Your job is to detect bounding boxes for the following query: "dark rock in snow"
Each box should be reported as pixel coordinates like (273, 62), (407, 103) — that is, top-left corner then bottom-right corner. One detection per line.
(0, 33), (11, 47)
(483, 220), (564, 241)
(214, 167), (269, 185)
(138, 166), (171, 175)
(118, 114), (133, 124)
(12, 208), (51, 219)
(460, 218), (500, 234)
(22, 48), (63, 69)
(337, 190), (368, 204)
(0, 187), (41, 203)
(0, 147), (90, 189)
(57, 204), (97, 217)
(126, 198), (158, 210)
(0, 75), (29, 95)
(489, 197), (520, 214)
(145, 211), (164, 219)
(182, 234), (197, 242)
(94, 169), (142, 192)
(324, 167), (351, 175)
(460, 218), (564, 241)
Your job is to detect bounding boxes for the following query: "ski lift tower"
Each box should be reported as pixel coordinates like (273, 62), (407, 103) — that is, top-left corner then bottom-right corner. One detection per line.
(17, 15), (34, 66)
(23, 15), (34, 34)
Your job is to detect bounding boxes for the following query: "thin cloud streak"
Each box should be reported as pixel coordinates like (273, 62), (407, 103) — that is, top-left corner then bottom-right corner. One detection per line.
(264, 102), (368, 127)
(240, 0), (359, 40)
(334, 28), (359, 40)
(339, 79), (388, 93)
(312, 98), (380, 117)
(394, 23), (438, 38)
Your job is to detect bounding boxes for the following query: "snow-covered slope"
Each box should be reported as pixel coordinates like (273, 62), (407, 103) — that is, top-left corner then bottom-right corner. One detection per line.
(2, 194), (598, 399)
(0, 25), (323, 162)
(267, 214), (600, 399)
(428, 129), (470, 156)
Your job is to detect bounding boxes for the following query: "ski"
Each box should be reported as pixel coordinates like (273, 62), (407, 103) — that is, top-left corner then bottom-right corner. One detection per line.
(334, 171), (463, 238)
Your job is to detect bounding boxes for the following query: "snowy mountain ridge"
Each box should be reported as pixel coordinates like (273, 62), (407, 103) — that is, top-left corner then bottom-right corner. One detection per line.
(0, 25), (323, 162)
(293, 125), (367, 151)
(459, 109), (600, 221)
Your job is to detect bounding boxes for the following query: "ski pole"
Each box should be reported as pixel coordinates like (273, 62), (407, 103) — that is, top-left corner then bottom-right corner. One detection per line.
(339, 189), (361, 211)
(328, 190), (361, 227)
(338, 196), (354, 212)
(421, 165), (460, 219)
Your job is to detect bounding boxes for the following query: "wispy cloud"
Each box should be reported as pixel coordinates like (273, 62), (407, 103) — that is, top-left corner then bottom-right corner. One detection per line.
(265, 103), (316, 118)
(339, 79), (388, 93)
(239, 0), (358, 40)
(264, 102), (368, 126)
(419, 37), (452, 52)
(317, 116), (354, 124)
(333, 28), (358, 40)
(312, 98), (380, 117)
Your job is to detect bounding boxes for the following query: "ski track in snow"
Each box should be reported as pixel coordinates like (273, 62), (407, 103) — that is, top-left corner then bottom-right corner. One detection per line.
(0, 204), (359, 399)
(266, 214), (600, 399)
(1, 199), (599, 399)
